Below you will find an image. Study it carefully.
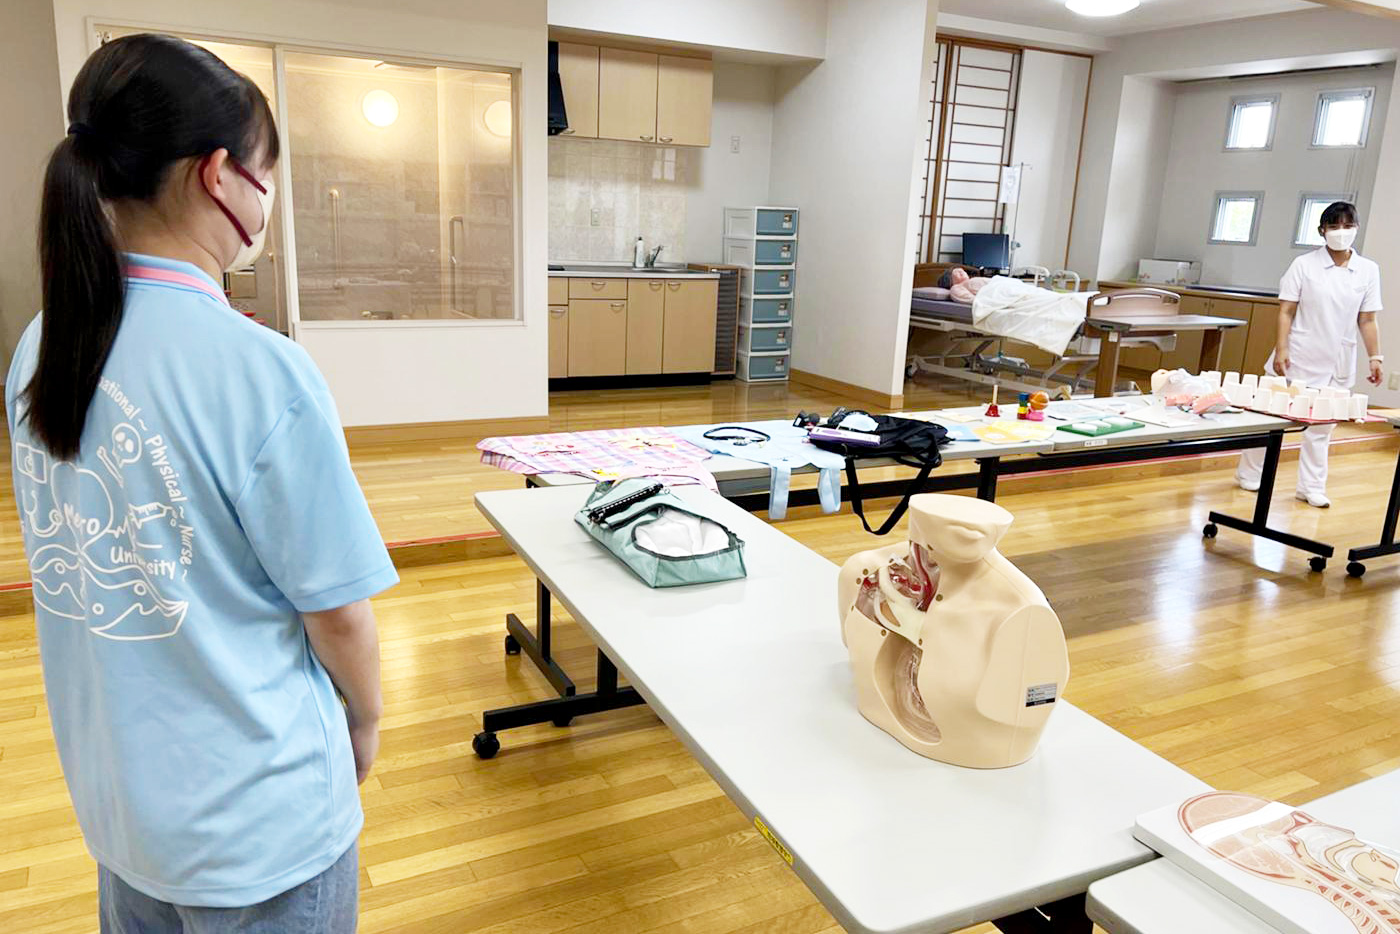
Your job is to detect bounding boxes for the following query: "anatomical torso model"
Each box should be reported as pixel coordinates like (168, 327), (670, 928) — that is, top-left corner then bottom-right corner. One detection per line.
(836, 494), (1069, 769)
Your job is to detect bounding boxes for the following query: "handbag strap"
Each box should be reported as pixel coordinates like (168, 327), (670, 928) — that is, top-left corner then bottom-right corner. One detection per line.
(844, 451), (940, 536)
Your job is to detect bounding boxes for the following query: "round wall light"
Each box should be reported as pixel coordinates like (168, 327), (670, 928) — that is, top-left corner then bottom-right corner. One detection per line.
(1065, 0), (1140, 15)
(362, 89), (399, 127)
(484, 99), (512, 138)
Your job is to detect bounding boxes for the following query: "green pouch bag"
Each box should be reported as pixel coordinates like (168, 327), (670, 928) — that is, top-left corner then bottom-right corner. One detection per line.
(575, 479), (747, 588)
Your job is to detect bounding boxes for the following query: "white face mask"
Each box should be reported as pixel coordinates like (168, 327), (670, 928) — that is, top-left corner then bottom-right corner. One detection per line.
(1324, 226), (1358, 252)
(226, 179), (275, 271)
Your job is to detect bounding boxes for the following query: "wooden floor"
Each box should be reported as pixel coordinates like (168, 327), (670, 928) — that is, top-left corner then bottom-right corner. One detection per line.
(2, 376), (1400, 932)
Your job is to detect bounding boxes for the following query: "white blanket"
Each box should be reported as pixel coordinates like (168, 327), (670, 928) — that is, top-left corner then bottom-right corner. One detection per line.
(970, 276), (1089, 356)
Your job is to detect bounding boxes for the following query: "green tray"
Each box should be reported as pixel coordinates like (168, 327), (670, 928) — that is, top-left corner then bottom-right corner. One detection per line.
(1056, 417), (1145, 437)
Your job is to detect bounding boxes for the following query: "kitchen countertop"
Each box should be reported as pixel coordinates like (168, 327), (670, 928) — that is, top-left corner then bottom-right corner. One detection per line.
(548, 264), (719, 280)
(1099, 279), (1280, 302)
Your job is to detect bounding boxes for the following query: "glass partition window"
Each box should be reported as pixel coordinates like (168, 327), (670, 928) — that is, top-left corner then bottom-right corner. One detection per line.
(1293, 193), (1354, 248)
(1313, 88), (1374, 148)
(1209, 192), (1263, 245)
(1224, 96), (1276, 151)
(283, 53), (517, 321)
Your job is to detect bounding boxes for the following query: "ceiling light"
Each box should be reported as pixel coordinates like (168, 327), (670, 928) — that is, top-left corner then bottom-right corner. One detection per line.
(1066, 0), (1140, 16)
(361, 89), (399, 127)
(483, 99), (512, 138)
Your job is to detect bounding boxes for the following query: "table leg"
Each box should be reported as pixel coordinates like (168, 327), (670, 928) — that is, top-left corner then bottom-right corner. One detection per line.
(476, 581), (645, 759)
(976, 458), (1000, 502)
(1198, 327), (1224, 372)
(1205, 430), (1335, 570)
(1345, 438), (1400, 577)
(993, 893), (1092, 933)
(1092, 327), (1121, 399)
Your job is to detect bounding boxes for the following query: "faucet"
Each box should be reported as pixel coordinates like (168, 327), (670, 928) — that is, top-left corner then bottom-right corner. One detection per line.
(645, 245), (664, 268)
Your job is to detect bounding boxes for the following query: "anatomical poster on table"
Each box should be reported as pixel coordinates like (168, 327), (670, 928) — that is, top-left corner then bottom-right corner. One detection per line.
(1135, 792), (1400, 934)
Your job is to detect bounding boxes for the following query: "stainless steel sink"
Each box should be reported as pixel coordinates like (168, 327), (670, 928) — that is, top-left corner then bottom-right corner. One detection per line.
(552, 262), (708, 276)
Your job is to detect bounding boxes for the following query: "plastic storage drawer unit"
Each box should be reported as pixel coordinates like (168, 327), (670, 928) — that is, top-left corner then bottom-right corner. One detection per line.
(740, 325), (790, 353)
(751, 269), (795, 295)
(753, 239), (796, 264)
(724, 206), (800, 239)
(743, 296), (792, 325)
(736, 351), (790, 382)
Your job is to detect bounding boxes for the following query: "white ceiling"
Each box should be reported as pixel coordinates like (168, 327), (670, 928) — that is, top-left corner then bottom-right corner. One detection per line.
(937, 0), (1318, 38)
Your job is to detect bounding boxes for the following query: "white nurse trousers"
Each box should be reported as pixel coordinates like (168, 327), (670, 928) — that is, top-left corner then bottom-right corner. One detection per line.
(1236, 371), (1349, 497)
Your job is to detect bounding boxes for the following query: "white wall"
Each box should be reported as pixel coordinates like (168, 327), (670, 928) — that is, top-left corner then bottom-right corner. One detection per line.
(1153, 66), (1393, 289)
(685, 62), (775, 261)
(52, 0), (550, 427)
(1096, 76), (1179, 284)
(769, 0), (940, 398)
(1007, 50), (1090, 272)
(547, 0), (827, 61)
(0, 0), (64, 374)
(1069, 6), (1400, 402)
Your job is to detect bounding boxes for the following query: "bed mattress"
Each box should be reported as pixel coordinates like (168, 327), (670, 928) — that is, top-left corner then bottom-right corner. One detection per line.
(910, 288), (975, 325)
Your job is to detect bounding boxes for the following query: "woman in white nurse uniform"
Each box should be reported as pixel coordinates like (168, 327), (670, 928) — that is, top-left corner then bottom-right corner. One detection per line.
(1237, 201), (1384, 507)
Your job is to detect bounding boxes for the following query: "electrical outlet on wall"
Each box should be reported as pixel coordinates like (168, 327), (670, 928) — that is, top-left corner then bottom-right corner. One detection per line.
(730, 135), (741, 153)
(1389, 371), (1400, 391)
(590, 208), (601, 227)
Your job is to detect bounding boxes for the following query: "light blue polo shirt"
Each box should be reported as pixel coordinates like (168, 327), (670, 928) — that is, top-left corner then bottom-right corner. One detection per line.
(6, 254), (398, 907)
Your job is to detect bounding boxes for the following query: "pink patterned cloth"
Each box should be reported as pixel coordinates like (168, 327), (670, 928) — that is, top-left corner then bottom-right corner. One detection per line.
(478, 427), (718, 490)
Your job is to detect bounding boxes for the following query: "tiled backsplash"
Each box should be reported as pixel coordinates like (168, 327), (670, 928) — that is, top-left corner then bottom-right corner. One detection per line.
(548, 138), (691, 263)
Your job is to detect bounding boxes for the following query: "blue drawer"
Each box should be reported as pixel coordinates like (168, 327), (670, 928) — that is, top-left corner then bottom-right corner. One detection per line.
(756, 209), (798, 236)
(747, 297), (792, 324)
(742, 325), (790, 353)
(753, 239), (797, 264)
(738, 352), (789, 381)
(751, 268), (795, 295)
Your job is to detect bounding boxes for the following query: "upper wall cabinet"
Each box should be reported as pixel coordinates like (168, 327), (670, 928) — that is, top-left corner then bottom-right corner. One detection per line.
(656, 55), (713, 147)
(599, 48), (661, 142)
(588, 45), (713, 147)
(556, 42), (600, 139)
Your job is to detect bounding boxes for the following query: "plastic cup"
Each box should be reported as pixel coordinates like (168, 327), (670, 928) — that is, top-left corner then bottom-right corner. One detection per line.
(1242, 373), (1259, 390)
(1351, 394), (1368, 420)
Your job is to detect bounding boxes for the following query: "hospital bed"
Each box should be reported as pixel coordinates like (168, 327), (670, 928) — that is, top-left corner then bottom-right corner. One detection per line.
(907, 283), (1246, 398)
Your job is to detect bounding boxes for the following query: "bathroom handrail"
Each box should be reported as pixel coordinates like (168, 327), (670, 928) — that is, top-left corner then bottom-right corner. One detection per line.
(328, 187), (342, 280)
(449, 215), (465, 312)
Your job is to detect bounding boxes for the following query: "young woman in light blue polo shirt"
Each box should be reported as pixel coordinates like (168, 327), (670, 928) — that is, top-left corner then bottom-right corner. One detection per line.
(6, 34), (397, 932)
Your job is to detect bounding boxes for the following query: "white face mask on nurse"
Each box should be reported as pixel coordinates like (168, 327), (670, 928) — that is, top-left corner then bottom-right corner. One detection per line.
(1323, 223), (1358, 252)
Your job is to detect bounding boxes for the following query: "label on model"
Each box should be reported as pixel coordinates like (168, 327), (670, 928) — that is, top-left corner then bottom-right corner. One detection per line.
(1026, 683), (1058, 707)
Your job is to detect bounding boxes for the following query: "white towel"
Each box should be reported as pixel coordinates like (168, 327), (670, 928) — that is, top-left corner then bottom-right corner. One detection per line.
(970, 276), (1089, 356)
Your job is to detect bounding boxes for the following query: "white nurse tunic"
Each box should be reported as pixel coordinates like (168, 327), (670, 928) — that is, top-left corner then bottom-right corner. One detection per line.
(1241, 246), (1383, 497)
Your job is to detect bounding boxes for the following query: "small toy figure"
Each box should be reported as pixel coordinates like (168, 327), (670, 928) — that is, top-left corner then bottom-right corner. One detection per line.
(1026, 390), (1049, 422)
(1017, 392), (1030, 420)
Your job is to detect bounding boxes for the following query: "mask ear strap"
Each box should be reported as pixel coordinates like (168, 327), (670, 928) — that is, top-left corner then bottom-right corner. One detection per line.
(201, 154), (255, 247)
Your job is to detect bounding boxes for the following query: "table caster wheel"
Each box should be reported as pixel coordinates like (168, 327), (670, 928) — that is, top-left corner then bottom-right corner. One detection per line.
(1309, 556), (1327, 573)
(504, 634), (521, 656)
(905, 363), (917, 378)
(1348, 561), (1367, 578)
(472, 731), (500, 759)
(1202, 523), (1218, 539)
(552, 717), (573, 728)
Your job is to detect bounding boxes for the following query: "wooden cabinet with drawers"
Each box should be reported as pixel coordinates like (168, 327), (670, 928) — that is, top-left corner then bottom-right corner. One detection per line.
(564, 40), (712, 147)
(1099, 281), (1281, 377)
(555, 42), (599, 139)
(551, 276), (718, 380)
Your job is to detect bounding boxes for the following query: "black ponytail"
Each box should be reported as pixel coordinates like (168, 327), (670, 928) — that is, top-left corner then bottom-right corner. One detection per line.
(26, 34), (280, 460)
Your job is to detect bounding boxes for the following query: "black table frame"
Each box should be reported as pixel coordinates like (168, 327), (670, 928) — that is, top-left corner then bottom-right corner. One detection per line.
(472, 427), (1326, 932)
(1346, 429), (1400, 577)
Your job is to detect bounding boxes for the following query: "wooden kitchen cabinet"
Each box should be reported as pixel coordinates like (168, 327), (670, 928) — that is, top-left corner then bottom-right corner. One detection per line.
(1208, 297), (1253, 374)
(626, 279), (665, 374)
(548, 305), (569, 379)
(569, 277), (627, 300)
(662, 279), (719, 373)
(1245, 302), (1281, 375)
(556, 43), (599, 138)
(598, 48), (659, 143)
(548, 276), (568, 305)
(656, 55), (713, 146)
(568, 299), (628, 377)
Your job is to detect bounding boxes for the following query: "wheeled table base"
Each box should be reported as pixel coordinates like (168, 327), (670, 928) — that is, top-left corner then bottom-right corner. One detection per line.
(1345, 439), (1400, 578)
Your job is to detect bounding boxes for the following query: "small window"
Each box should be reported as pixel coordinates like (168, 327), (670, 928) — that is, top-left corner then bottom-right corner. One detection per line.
(1313, 88), (1374, 148)
(1225, 96), (1277, 150)
(1294, 193), (1354, 248)
(1209, 192), (1264, 246)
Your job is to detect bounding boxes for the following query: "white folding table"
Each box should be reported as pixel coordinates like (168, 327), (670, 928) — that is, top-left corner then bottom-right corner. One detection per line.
(1086, 769), (1400, 934)
(473, 484), (1208, 934)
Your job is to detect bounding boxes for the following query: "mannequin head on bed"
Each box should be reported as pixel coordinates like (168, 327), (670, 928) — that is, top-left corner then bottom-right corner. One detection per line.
(938, 266), (991, 304)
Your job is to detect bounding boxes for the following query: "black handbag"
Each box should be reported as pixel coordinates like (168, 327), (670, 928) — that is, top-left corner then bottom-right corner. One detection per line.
(809, 412), (950, 535)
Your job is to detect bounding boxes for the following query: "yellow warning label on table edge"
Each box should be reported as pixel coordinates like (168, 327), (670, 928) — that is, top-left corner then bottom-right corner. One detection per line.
(754, 815), (794, 866)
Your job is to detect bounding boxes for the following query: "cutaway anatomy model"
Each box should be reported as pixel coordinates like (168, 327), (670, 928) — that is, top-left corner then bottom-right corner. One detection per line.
(836, 494), (1068, 768)
(1180, 792), (1400, 934)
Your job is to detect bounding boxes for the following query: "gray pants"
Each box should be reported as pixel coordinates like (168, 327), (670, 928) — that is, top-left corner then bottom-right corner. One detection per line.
(99, 844), (358, 934)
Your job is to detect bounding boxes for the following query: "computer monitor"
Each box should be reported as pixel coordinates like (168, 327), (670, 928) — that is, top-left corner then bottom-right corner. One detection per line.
(960, 233), (1010, 273)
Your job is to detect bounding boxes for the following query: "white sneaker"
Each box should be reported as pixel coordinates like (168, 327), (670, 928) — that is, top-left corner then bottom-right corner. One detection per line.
(1295, 491), (1330, 508)
(1236, 475), (1261, 492)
